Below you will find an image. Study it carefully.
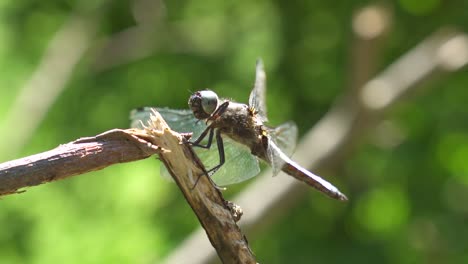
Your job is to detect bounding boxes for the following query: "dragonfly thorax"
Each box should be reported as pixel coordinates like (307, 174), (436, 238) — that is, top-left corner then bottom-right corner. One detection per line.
(211, 102), (266, 151)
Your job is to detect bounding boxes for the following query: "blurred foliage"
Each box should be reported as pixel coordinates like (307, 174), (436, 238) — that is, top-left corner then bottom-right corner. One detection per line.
(1, 0), (468, 263)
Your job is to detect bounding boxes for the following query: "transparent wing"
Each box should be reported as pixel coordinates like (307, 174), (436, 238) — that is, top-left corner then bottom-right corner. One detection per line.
(160, 137), (260, 186)
(267, 138), (292, 176)
(131, 107), (206, 182)
(266, 121), (298, 175)
(248, 59), (268, 122)
(269, 121), (298, 157)
(198, 137), (260, 186)
(130, 107), (207, 139)
(130, 107), (260, 185)
(129, 107), (153, 129)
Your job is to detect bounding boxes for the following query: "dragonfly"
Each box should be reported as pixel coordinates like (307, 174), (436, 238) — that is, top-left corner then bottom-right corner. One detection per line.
(130, 60), (347, 201)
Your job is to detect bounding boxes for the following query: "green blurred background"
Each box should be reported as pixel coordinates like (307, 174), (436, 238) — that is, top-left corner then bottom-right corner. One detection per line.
(1, 0), (468, 263)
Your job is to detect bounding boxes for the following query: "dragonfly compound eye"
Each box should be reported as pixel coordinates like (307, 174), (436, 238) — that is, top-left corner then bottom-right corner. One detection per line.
(200, 90), (219, 115)
(189, 90), (219, 119)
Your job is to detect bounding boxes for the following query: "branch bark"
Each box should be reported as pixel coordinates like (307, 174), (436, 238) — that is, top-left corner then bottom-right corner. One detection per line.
(0, 129), (160, 195)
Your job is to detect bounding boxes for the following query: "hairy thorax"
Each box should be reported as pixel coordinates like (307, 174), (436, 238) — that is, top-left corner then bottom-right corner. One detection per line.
(210, 101), (267, 156)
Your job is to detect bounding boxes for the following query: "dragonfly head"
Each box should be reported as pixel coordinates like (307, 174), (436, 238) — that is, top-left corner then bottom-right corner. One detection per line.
(189, 90), (219, 120)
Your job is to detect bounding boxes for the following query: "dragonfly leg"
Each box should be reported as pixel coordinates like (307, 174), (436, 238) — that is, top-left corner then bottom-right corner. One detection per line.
(190, 126), (214, 148)
(191, 102), (229, 177)
(190, 101), (228, 148)
(207, 129), (225, 176)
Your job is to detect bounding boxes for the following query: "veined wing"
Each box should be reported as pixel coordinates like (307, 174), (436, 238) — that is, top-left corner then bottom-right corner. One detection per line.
(248, 59), (268, 122)
(130, 107), (260, 186)
(130, 107), (207, 139)
(269, 121), (298, 158)
(158, 137), (260, 186)
(266, 121), (298, 175)
(158, 136), (260, 186)
(197, 137), (260, 186)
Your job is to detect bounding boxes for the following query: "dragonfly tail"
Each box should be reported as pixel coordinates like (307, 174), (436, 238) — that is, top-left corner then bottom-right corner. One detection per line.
(281, 161), (348, 201)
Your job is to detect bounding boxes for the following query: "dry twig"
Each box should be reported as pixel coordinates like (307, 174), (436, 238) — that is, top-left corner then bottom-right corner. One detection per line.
(0, 129), (159, 195)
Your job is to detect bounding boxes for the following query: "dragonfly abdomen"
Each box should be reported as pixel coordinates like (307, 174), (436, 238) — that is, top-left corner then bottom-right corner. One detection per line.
(281, 161), (348, 201)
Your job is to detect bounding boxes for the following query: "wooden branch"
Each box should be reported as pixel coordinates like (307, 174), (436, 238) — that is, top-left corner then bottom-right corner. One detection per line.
(140, 110), (257, 264)
(0, 129), (160, 195)
(0, 112), (257, 263)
